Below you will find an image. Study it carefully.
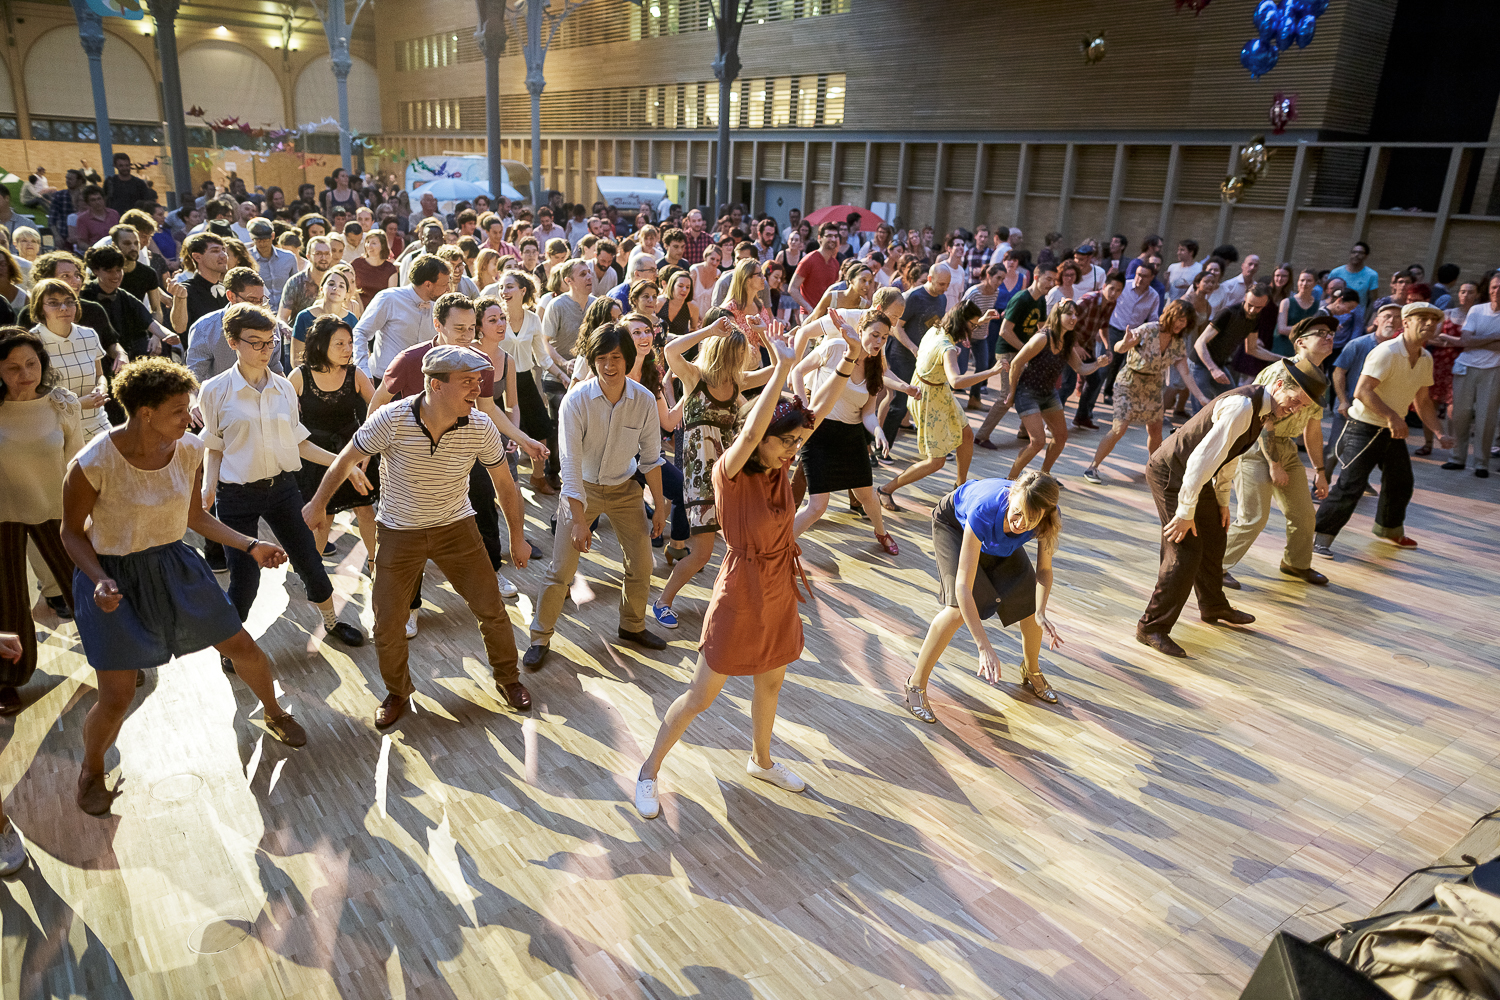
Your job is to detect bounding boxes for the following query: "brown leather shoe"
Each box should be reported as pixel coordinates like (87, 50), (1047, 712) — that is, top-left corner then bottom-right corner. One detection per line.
(375, 694), (409, 729)
(1201, 608), (1256, 626)
(529, 475), (557, 496)
(77, 771), (121, 816)
(1280, 563), (1329, 586)
(1222, 571), (1241, 590)
(499, 681), (532, 711)
(265, 712), (307, 748)
(1136, 629), (1188, 658)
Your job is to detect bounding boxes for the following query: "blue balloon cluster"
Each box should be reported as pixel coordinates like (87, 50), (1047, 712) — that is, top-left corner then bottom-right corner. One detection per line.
(1240, 0), (1328, 78)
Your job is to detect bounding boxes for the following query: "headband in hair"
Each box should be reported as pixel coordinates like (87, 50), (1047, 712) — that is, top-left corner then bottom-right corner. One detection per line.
(771, 396), (815, 430)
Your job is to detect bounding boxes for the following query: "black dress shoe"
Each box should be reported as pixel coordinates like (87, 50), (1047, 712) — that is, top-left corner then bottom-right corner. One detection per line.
(328, 621), (366, 646)
(45, 595), (73, 620)
(321, 540), (338, 557)
(618, 628), (668, 650)
(522, 643), (550, 671)
(221, 655), (236, 674)
(499, 681), (532, 711)
(1222, 571), (1241, 590)
(1440, 462), (1465, 470)
(1478, 469), (1491, 479)
(1280, 563), (1329, 585)
(1202, 608), (1256, 626)
(206, 548), (228, 572)
(1136, 629), (1187, 658)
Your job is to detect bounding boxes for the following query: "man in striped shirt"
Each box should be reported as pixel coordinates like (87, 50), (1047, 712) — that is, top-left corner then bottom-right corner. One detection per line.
(303, 345), (533, 729)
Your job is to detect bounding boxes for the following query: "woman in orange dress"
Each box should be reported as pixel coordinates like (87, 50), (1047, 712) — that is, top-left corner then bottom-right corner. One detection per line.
(633, 320), (858, 819)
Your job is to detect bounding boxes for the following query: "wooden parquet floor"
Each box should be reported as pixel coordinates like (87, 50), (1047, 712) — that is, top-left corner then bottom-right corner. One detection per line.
(3, 400), (1498, 1000)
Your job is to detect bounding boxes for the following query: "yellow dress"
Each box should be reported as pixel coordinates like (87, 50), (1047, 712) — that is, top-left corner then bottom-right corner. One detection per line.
(910, 330), (965, 459)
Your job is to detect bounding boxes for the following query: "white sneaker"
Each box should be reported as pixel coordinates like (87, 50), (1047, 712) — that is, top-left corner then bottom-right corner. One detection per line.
(496, 571), (518, 598)
(634, 777), (660, 819)
(747, 758), (806, 793)
(0, 819), (26, 875)
(405, 610), (419, 639)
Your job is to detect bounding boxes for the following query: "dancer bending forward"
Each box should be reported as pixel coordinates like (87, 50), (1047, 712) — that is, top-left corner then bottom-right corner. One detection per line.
(634, 324), (852, 819)
(904, 471), (1065, 723)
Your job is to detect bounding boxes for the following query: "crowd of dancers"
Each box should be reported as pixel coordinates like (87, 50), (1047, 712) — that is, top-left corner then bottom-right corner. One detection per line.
(0, 189), (1493, 871)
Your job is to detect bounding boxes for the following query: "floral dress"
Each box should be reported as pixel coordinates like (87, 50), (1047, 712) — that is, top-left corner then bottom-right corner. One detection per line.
(681, 378), (741, 534)
(1431, 313), (1463, 408)
(909, 329), (966, 459)
(1112, 323), (1187, 427)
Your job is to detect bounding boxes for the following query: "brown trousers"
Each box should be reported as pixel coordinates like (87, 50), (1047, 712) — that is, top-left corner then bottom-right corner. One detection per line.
(372, 516), (518, 698)
(0, 520), (76, 686)
(1138, 470), (1235, 636)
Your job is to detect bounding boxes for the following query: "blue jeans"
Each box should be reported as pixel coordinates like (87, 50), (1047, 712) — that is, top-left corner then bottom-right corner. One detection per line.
(636, 459), (689, 544)
(957, 333), (994, 396)
(217, 472), (334, 621)
(1187, 362), (1229, 415)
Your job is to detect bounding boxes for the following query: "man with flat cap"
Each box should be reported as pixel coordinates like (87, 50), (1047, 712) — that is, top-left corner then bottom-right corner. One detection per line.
(1223, 316), (1337, 589)
(1313, 301), (1454, 557)
(303, 343), (533, 728)
(1137, 353), (1318, 658)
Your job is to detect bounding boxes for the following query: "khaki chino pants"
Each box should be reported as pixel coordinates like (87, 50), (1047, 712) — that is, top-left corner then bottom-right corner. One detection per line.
(1224, 436), (1317, 572)
(372, 516), (519, 698)
(530, 480), (652, 645)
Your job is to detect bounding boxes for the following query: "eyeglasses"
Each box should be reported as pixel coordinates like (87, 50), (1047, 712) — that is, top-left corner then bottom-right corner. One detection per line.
(239, 338), (277, 351)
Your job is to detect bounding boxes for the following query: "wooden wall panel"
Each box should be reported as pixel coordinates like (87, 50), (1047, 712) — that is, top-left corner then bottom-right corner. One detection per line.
(1029, 145), (1066, 195)
(905, 191), (933, 230)
(908, 144), (937, 189)
(1124, 147), (1171, 200)
(1074, 145), (1115, 199)
(872, 144), (900, 187)
(786, 143), (805, 181)
(810, 143), (832, 183)
(985, 145), (1020, 193)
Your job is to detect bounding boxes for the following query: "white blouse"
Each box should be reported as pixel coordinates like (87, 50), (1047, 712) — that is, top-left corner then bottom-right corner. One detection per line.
(198, 364), (311, 484)
(76, 431), (205, 555)
(0, 387), (83, 523)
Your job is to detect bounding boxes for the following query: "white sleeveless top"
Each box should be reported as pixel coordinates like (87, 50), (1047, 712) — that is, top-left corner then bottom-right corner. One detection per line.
(75, 430), (204, 556)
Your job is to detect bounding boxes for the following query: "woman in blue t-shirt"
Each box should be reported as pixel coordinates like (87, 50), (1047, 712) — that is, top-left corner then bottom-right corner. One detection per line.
(904, 471), (1065, 722)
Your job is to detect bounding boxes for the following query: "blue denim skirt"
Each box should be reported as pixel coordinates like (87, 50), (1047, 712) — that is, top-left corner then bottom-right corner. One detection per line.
(73, 541), (243, 671)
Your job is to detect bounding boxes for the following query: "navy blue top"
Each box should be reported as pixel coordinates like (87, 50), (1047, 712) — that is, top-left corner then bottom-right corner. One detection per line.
(951, 478), (1036, 557)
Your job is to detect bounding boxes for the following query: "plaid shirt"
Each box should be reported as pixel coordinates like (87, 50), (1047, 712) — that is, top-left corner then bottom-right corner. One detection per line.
(1074, 291), (1114, 356)
(49, 189), (75, 249)
(682, 230), (714, 269)
(963, 243), (991, 278)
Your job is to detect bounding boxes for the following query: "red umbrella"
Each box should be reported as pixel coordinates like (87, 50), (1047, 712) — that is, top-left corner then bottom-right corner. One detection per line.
(803, 204), (884, 232)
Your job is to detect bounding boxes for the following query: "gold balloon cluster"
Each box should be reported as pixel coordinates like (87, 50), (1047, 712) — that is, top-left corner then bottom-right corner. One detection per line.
(1221, 134), (1272, 204)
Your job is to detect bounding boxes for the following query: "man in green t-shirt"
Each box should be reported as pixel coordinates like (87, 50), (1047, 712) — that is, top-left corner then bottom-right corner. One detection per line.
(976, 263), (1056, 446)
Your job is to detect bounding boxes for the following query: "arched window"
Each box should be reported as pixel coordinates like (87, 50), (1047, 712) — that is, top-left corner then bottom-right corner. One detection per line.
(294, 55), (381, 133)
(24, 27), (158, 121)
(179, 40), (284, 128)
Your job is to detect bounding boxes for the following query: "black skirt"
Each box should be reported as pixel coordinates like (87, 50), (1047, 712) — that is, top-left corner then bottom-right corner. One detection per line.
(931, 493), (1036, 626)
(801, 418), (873, 494)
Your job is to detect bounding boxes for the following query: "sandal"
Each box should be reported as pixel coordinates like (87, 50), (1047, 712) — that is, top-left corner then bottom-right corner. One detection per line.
(904, 684), (937, 724)
(1020, 668), (1059, 704)
(664, 544), (690, 566)
(77, 771), (121, 816)
(875, 532), (900, 556)
(848, 491), (867, 517)
(876, 486), (900, 512)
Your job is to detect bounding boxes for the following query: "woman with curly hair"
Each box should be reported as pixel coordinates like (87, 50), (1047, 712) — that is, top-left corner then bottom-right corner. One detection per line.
(1083, 297), (1210, 485)
(61, 358), (309, 815)
(903, 470), (1067, 722)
